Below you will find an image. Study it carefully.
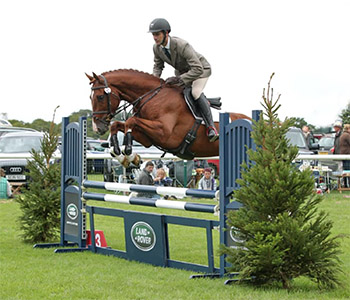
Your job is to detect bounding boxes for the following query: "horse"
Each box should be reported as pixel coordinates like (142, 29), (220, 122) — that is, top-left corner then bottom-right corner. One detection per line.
(86, 69), (250, 167)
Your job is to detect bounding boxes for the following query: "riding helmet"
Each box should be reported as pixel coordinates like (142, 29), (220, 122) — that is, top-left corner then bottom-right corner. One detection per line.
(149, 18), (171, 33)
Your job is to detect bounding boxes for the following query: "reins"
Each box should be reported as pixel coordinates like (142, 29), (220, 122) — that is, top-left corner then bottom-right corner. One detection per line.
(91, 73), (163, 122)
(131, 84), (163, 117)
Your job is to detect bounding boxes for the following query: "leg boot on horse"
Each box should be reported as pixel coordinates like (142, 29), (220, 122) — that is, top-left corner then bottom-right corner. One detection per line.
(196, 94), (219, 142)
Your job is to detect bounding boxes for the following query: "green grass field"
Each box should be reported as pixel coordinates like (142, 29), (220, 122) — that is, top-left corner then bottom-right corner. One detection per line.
(0, 189), (349, 300)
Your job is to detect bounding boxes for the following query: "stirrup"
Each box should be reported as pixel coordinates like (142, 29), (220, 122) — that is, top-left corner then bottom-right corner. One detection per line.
(206, 126), (219, 142)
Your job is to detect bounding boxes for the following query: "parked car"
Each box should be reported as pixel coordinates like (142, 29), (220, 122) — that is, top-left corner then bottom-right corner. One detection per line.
(317, 134), (338, 171)
(86, 139), (106, 174)
(286, 127), (319, 169)
(0, 126), (37, 137)
(0, 131), (45, 187)
(286, 127), (319, 154)
(0, 119), (12, 127)
(318, 134), (335, 153)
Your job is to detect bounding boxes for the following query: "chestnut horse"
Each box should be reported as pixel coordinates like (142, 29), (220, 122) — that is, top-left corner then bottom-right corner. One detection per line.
(87, 69), (250, 166)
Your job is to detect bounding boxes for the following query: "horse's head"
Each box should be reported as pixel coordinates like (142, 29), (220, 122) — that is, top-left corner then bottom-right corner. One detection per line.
(86, 72), (121, 135)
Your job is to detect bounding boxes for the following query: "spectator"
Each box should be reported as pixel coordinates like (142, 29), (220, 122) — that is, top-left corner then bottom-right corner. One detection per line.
(333, 121), (343, 154)
(136, 161), (155, 197)
(154, 168), (172, 187)
(0, 168), (12, 199)
(198, 168), (217, 191)
(153, 167), (173, 199)
(302, 125), (311, 147)
(339, 124), (350, 187)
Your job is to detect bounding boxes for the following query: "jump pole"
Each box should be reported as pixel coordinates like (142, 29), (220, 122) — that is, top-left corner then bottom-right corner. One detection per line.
(35, 111), (260, 276)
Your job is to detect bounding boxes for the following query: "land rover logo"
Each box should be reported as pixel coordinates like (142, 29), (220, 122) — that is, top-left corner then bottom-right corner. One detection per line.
(230, 226), (244, 243)
(67, 204), (78, 220)
(130, 222), (156, 251)
(10, 167), (22, 173)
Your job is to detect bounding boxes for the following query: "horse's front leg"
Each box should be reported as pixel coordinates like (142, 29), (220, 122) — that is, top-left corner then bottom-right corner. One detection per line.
(123, 129), (133, 156)
(110, 121), (125, 156)
(110, 121), (141, 168)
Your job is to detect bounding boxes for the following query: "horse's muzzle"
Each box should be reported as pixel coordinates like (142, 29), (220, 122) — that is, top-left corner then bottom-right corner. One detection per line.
(92, 119), (109, 135)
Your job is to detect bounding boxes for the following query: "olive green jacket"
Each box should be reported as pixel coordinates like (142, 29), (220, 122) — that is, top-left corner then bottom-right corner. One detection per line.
(152, 36), (211, 85)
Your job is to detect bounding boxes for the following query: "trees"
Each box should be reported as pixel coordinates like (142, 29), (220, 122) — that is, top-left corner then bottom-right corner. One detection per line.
(340, 102), (350, 125)
(16, 110), (61, 243)
(220, 74), (342, 289)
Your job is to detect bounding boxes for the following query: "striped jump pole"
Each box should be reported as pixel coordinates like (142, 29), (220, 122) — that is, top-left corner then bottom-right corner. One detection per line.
(83, 180), (219, 200)
(83, 191), (219, 214)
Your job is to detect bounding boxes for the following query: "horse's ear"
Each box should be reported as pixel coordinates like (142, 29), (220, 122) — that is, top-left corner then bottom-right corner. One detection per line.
(92, 72), (100, 82)
(85, 73), (94, 82)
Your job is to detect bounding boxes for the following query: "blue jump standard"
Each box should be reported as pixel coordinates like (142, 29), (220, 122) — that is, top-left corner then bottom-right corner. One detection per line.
(83, 180), (217, 199)
(83, 192), (218, 214)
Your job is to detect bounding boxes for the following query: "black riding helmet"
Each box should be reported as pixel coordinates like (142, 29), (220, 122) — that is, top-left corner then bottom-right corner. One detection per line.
(148, 18), (171, 33)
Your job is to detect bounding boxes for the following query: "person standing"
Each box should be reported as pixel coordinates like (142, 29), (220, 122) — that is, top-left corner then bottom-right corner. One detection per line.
(198, 168), (217, 190)
(149, 18), (219, 142)
(333, 121), (343, 154)
(0, 168), (12, 199)
(339, 124), (350, 187)
(302, 125), (311, 147)
(136, 161), (155, 197)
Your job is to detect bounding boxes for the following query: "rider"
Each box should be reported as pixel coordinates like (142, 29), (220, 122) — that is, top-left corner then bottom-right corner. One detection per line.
(149, 18), (219, 142)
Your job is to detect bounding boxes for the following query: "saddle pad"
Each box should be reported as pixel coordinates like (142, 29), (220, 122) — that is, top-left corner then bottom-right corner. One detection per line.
(183, 88), (222, 120)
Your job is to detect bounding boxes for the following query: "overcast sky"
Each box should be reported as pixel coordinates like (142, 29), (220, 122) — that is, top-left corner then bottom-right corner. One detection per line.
(1, 0), (349, 127)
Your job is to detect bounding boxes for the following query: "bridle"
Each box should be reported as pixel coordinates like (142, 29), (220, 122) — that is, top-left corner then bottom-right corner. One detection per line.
(91, 74), (120, 126)
(91, 74), (163, 125)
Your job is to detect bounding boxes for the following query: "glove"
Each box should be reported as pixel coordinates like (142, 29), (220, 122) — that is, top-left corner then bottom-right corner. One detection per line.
(165, 76), (182, 85)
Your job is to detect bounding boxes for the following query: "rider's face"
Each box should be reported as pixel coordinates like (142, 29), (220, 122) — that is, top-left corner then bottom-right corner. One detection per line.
(152, 31), (167, 46)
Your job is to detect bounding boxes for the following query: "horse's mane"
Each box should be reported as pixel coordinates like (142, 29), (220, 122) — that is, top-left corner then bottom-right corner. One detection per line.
(102, 69), (163, 83)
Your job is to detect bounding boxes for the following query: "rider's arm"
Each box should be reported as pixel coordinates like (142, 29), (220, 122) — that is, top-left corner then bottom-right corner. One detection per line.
(152, 45), (164, 77)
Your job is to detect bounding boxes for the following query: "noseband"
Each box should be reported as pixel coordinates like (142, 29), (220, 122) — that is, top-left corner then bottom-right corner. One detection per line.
(91, 74), (119, 125)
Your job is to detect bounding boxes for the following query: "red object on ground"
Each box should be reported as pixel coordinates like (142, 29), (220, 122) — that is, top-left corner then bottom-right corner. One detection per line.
(86, 230), (108, 247)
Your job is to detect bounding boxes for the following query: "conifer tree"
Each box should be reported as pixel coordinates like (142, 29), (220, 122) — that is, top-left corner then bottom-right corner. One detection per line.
(221, 74), (342, 289)
(17, 107), (61, 243)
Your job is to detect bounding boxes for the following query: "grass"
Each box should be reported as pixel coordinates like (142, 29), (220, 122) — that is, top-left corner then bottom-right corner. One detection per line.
(0, 189), (349, 300)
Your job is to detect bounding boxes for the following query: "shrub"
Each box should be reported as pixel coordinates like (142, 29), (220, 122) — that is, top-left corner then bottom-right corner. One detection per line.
(16, 108), (61, 243)
(220, 74), (342, 289)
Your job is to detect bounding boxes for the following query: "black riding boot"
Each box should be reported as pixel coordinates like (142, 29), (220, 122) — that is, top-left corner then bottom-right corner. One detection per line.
(196, 94), (219, 142)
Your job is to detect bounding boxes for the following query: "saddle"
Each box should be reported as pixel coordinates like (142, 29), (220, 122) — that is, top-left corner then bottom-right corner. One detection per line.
(183, 87), (221, 120)
(158, 88), (221, 160)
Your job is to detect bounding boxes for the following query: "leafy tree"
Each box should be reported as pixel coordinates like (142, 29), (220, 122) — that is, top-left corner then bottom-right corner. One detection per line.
(340, 102), (350, 125)
(16, 107), (61, 243)
(8, 119), (28, 127)
(220, 74), (342, 289)
(290, 117), (307, 129)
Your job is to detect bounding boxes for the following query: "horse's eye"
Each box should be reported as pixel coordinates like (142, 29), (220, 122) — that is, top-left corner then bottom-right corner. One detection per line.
(97, 95), (104, 101)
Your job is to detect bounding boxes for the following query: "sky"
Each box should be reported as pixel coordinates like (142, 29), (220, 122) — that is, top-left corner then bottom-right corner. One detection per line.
(1, 0), (350, 127)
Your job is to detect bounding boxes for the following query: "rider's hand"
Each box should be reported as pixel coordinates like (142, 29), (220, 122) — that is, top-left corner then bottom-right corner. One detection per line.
(165, 76), (182, 85)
